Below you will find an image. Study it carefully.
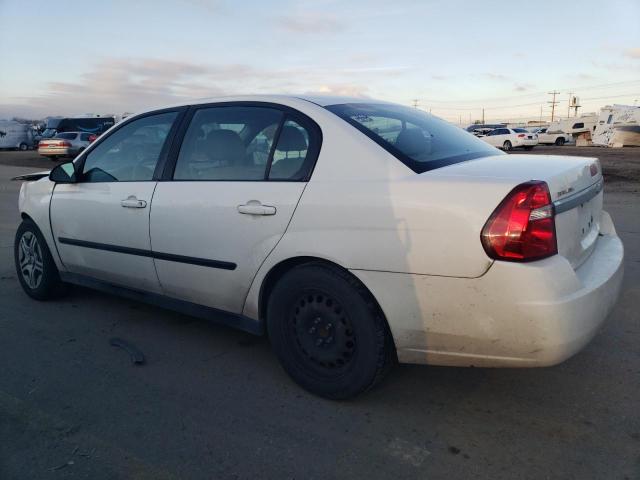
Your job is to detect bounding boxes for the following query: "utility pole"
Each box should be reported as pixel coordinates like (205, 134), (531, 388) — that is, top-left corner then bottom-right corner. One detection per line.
(412, 99), (419, 109)
(539, 105), (543, 124)
(547, 91), (560, 122)
(482, 108), (485, 124)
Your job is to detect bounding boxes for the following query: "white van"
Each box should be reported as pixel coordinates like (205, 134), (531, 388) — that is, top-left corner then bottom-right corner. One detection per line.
(0, 121), (33, 150)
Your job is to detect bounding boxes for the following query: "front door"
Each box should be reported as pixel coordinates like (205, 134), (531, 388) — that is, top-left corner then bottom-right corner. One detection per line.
(50, 110), (181, 292)
(150, 104), (321, 313)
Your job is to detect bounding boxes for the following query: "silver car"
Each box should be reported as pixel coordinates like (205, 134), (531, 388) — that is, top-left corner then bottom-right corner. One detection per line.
(38, 132), (96, 160)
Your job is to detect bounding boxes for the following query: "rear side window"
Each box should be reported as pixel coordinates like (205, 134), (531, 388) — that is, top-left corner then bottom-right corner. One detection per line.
(269, 120), (311, 180)
(173, 106), (321, 181)
(327, 103), (499, 173)
(80, 133), (93, 141)
(173, 106), (283, 181)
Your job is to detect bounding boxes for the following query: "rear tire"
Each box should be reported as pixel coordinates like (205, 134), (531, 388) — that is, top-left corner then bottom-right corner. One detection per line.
(14, 220), (68, 300)
(267, 262), (395, 399)
(555, 137), (565, 146)
(503, 140), (513, 151)
(19, 143), (28, 151)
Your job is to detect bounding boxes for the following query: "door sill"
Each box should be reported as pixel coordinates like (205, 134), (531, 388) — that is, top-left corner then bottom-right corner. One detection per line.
(59, 272), (263, 335)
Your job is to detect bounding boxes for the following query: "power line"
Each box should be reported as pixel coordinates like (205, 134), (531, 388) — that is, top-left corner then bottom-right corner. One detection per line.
(416, 80), (640, 105)
(426, 93), (640, 112)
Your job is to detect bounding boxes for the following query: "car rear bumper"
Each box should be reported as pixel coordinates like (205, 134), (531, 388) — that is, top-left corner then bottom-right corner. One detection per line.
(515, 138), (538, 147)
(352, 210), (624, 367)
(38, 147), (74, 156)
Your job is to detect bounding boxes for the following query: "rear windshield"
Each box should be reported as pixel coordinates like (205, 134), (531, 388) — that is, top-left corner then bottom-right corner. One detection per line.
(55, 133), (77, 140)
(326, 103), (500, 173)
(512, 128), (528, 133)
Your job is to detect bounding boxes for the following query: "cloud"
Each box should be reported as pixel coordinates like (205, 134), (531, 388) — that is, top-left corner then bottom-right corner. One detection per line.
(484, 73), (510, 81)
(513, 83), (534, 92)
(277, 12), (346, 34)
(0, 57), (382, 118)
(623, 47), (640, 59)
(574, 73), (596, 81)
(311, 84), (370, 97)
(431, 74), (449, 81)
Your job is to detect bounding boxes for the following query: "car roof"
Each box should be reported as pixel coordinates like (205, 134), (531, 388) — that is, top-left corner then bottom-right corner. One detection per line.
(163, 94), (387, 109)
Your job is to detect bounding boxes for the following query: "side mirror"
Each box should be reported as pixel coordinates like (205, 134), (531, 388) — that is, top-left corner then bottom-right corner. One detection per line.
(49, 162), (78, 183)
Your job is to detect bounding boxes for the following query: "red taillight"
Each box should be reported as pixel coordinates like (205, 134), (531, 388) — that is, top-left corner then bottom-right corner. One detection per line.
(517, 133), (526, 138)
(481, 181), (557, 262)
(59, 141), (71, 147)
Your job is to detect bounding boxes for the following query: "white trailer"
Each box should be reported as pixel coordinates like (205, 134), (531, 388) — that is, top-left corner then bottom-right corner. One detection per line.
(0, 121), (33, 150)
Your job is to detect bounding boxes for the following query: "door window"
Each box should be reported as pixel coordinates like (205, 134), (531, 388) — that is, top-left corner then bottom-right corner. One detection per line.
(173, 106), (283, 181)
(269, 120), (312, 180)
(81, 112), (178, 182)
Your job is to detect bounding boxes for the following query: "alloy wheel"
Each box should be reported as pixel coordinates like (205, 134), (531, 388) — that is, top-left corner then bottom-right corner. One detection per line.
(18, 231), (44, 289)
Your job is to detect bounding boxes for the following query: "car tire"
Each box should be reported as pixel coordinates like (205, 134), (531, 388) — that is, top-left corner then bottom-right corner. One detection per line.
(503, 140), (513, 151)
(19, 143), (28, 151)
(267, 262), (395, 399)
(14, 220), (68, 301)
(555, 137), (565, 146)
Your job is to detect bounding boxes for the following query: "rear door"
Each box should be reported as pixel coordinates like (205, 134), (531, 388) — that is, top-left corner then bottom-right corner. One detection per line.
(50, 110), (183, 292)
(149, 103), (321, 313)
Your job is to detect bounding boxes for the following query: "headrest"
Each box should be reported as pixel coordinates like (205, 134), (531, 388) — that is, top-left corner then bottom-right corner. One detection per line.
(395, 128), (431, 157)
(277, 126), (307, 152)
(205, 129), (245, 163)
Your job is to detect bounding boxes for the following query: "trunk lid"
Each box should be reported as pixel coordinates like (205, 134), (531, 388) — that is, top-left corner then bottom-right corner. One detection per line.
(431, 154), (603, 269)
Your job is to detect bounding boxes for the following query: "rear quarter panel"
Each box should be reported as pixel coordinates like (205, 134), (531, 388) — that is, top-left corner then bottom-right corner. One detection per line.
(242, 113), (517, 319)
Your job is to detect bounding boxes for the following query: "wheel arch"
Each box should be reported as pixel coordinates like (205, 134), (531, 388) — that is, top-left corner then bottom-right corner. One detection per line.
(256, 256), (396, 349)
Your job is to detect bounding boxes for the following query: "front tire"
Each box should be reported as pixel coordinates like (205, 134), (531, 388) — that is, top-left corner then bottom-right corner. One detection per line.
(14, 220), (67, 300)
(555, 137), (565, 146)
(19, 143), (28, 151)
(503, 140), (513, 151)
(267, 263), (395, 399)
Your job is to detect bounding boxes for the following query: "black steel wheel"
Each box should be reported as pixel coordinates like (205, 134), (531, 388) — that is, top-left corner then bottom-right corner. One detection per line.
(267, 262), (395, 399)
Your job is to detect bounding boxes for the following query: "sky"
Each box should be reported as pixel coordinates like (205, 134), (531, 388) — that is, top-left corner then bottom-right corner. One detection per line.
(1, 0), (639, 123)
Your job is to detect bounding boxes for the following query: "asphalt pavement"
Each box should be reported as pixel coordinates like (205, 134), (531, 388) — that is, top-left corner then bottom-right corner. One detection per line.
(0, 152), (638, 479)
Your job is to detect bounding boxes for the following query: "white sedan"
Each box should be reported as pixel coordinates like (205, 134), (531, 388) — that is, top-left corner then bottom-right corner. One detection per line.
(480, 127), (539, 151)
(14, 95), (623, 399)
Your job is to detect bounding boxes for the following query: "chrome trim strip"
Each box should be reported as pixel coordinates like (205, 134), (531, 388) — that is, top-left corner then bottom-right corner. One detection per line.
(553, 178), (604, 214)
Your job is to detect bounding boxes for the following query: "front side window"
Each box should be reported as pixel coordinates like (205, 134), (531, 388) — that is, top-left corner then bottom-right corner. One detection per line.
(326, 103), (499, 173)
(572, 123), (584, 129)
(81, 111), (177, 182)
